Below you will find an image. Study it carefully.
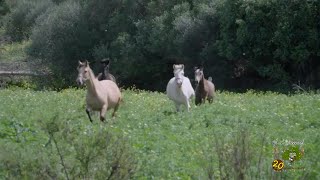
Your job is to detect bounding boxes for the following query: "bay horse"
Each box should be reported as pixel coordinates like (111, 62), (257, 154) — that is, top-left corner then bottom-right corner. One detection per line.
(194, 66), (215, 105)
(166, 64), (195, 112)
(76, 60), (121, 122)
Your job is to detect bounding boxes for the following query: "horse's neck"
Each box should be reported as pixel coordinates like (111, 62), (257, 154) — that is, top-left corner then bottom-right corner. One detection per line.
(199, 75), (206, 89)
(85, 69), (100, 96)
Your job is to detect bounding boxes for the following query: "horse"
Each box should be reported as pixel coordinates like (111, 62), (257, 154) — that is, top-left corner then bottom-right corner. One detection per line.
(166, 64), (195, 112)
(76, 60), (122, 122)
(97, 58), (116, 83)
(194, 66), (215, 105)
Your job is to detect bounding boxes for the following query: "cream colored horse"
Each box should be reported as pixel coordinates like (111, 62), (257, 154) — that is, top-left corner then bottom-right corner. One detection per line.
(76, 60), (121, 122)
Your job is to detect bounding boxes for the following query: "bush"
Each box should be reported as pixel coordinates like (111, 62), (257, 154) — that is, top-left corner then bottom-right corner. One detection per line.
(28, 0), (139, 88)
(0, 114), (137, 179)
(4, 0), (53, 41)
(0, 0), (10, 27)
(28, 1), (89, 87)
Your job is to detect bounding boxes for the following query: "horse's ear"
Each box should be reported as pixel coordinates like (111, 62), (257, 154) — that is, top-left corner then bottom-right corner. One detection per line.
(106, 59), (110, 66)
(84, 60), (89, 67)
(194, 66), (198, 71)
(78, 61), (83, 65)
(181, 64), (184, 70)
(173, 64), (176, 69)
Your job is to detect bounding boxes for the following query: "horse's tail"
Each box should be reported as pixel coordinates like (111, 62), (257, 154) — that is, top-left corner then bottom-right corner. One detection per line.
(208, 77), (213, 82)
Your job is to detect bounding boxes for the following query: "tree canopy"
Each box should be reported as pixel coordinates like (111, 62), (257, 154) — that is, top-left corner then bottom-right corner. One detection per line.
(2, 0), (320, 91)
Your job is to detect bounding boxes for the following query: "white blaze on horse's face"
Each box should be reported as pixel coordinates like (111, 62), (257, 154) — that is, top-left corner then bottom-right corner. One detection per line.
(173, 64), (184, 88)
(194, 68), (203, 84)
(76, 61), (90, 86)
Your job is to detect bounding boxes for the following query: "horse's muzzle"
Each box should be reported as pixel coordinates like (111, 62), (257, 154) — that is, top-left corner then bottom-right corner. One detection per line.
(176, 79), (183, 88)
(195, 77), (201, 84)
(76, 78), (84, 86)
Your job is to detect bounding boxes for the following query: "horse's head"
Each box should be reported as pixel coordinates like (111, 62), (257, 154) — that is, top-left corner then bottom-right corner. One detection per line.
(194, 66), (204, 84)
(173, 64), (185, 88)
(76, 60), (91, 86)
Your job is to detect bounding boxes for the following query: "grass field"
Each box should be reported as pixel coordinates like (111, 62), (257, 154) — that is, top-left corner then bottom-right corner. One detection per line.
(0, 40), (29, 62)
(0, 27), (29, 62)
(0, 88), (319, 179)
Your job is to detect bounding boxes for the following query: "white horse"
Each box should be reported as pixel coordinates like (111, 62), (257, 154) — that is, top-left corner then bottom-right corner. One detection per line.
(166, 64), (195, 112)
(76, 60), (122, 122)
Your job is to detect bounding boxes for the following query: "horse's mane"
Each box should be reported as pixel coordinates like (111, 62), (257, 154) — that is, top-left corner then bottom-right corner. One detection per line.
(87, 66), (98, 80)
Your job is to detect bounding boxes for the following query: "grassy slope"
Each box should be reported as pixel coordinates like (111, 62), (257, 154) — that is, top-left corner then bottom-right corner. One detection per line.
(0, 40), (29, 62)
(0, 28), (29, 62)
(0, 89), (319, 179)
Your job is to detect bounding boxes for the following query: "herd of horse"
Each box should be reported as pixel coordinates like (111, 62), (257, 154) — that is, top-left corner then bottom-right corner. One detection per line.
(76, 60), (215, 122)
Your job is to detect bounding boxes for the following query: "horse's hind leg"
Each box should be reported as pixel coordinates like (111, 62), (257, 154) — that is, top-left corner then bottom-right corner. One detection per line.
(208, 96), (213, 103)
(86, 108), (93, 123)
(202, 93), (209, 104)
(112, 98), (121, 118)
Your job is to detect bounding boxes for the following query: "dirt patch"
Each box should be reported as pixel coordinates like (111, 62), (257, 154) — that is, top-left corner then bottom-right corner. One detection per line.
(0, 60), (51, 75)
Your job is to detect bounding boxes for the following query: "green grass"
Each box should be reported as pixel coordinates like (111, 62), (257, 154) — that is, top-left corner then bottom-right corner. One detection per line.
(0, 88), (319, 179)
(0, 27), (4, 36)
(0, 27), (30, 62)
(0, 40), (30, 62)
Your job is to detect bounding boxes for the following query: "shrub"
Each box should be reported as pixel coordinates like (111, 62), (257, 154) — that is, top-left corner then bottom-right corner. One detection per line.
(92, 32), (140, 87)
(4, 0), (53, 41)
(28, 0), (138, 88)
(199, 121), (273, 179)
(28, 1), (90, 87)
(0, 114), (137, 179)
(0, 0), (10, 27)
(0, 0), (9, 16)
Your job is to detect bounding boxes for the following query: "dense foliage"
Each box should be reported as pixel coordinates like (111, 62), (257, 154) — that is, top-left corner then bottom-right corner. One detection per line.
(4, 0), (53, 41)
(0, 0), (9, 17)
(0, 0), (9, 26)
(2, 0), (320, 91)
(0, 88), (319, 178)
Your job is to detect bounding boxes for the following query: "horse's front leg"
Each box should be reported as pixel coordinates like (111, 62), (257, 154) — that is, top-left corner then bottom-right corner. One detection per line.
(195, 94), (201, 105)
(100, 104), (108, 122)
(175, 102), (181, 112)
(86, 107), (93, 123)
(184, 96), (191, 112)
(202, 93), (208, 104)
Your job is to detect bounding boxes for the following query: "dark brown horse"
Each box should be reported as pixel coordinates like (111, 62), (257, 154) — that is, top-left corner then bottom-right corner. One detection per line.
(194, 67), (215, 105)
(97, 58), (116, 83)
